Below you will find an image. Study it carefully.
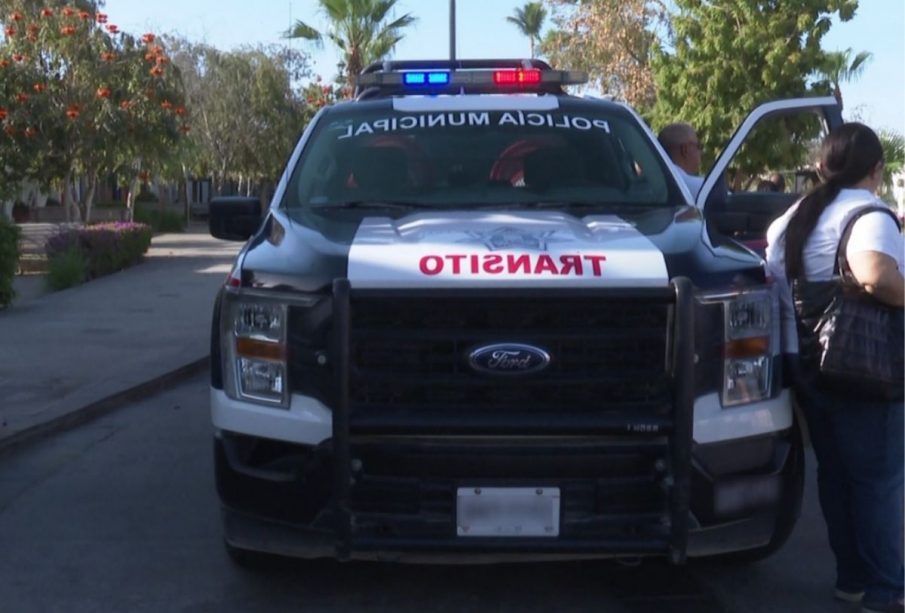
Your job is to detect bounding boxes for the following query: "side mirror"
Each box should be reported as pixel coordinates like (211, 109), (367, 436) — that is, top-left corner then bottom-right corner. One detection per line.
(209, 196), (263, 241)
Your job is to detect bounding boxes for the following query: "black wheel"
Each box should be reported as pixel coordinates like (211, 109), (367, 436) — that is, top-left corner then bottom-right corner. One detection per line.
(706, 421), (806, 565)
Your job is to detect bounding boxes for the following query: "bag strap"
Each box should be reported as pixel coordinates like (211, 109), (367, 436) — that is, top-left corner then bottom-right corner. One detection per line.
(835, 205), (902, 278)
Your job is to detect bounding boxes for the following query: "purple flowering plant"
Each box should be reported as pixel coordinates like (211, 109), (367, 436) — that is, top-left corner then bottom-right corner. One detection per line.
(46, 222), (152, 280)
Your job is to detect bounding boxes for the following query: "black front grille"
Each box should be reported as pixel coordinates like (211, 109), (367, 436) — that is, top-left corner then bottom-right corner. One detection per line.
(347, 437), (671, 544)
(348, 291), (673, 420)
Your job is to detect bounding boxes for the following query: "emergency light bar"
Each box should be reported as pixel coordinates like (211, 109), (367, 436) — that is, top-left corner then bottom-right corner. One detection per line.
(360, 68), (585, 89)
(355, 59), (587, 98)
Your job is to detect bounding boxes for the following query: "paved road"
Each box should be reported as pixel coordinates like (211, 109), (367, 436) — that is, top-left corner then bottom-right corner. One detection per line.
(1, 228), (240, 452)
(0, 374), (855, 613)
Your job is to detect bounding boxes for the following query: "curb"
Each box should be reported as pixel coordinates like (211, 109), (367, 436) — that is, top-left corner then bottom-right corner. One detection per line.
(0, 357), (210, 458)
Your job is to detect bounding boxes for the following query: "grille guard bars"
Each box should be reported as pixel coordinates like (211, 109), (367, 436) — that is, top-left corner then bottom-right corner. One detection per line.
(670, 277), (694, 563)
(330, 278), (695, 564)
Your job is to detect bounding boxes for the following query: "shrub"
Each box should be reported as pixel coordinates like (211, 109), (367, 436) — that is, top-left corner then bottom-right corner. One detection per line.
(46, 249), (87, 291)
(135, 188), (159, 203)
(0, 218), (21, 308)
(133, 207), (185, 233)
(46, 222), (153, 281)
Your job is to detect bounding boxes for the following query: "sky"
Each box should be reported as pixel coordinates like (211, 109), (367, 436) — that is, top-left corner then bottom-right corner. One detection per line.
(105, 0), (904, 133)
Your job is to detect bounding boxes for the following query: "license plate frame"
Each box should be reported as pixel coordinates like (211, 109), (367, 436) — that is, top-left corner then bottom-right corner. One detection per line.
(456, 487), (560, 538)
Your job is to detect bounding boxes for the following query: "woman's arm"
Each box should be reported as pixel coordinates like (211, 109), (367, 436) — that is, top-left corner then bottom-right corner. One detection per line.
(848, 250), (905, 307)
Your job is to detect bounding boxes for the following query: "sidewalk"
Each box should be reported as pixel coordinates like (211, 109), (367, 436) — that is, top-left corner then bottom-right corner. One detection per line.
(0, 224), (242, 454)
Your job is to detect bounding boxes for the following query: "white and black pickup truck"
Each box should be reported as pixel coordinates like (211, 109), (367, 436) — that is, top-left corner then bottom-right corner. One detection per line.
(206, 59), (842, 566)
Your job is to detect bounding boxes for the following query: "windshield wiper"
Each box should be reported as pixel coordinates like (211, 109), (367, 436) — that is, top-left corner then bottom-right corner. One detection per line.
(309, 200), (434, 211)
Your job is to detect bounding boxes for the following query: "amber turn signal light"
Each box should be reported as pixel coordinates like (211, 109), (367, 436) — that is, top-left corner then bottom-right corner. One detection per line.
(235, 337), (286, 361)
(723, 336), (769, 359)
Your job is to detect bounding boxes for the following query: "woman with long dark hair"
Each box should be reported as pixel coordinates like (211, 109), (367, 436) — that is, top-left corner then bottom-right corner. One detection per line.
(766, 122), (904, 613)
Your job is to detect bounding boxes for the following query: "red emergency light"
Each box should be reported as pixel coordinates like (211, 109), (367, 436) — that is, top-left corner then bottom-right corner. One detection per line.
(493, 69), (542, 85)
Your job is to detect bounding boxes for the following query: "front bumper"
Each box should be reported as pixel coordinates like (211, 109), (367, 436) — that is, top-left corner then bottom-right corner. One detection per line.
(215, 425), (797, 562)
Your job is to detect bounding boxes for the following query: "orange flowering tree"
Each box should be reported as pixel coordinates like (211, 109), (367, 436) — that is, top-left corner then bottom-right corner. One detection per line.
(0, 76), (35, 204)
(101, 31), (188, 220)
(301, 78), (341, 122)
(0, 3), (187, 221)
(0, 4), (69, 203)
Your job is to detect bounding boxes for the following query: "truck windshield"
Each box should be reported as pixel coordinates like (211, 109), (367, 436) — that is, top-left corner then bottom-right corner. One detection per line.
(281, 105), (680, 215)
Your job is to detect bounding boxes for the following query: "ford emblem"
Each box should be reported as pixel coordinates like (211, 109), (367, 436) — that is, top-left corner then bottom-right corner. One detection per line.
(468, 343), (551, 375)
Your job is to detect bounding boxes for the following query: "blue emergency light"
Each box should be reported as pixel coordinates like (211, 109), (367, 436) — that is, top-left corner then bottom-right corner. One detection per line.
(403, 71), (451, 86)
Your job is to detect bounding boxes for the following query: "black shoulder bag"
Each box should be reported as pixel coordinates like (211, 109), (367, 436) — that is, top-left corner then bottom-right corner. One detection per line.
(792, 206), (904, 401)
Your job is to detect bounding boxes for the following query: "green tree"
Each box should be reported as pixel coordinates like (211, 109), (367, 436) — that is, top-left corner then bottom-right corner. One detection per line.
(167, 38), (312, 200)
(507, 2), (547, 58)
(813, 48), (872, 109)
(649, 0), (858, 182)
(284, 0), (415, 95)
(240, 47), (311, 200)
(540, 0), (663, 107)
(167, 41), (239, 196)
(878, 129), (904, 200)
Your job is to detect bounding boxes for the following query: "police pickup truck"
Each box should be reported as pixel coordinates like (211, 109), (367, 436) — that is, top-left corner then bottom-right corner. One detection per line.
(207, 59), (842, 566)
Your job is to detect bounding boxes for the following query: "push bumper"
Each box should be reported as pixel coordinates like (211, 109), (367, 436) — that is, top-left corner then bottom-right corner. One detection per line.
(215, 423), (797, 562)
(215, 277), (796, 562)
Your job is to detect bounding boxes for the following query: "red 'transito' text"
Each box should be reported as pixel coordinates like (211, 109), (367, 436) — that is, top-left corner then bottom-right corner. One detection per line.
(418, 253), (607, 276)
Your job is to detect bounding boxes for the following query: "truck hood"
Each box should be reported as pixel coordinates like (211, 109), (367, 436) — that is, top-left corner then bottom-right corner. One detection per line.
(347, 211), (670, 288)
(242, 207), (763, 292)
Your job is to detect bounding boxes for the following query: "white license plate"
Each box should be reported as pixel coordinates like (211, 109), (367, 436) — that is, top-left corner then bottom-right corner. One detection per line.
(456, 487), (560, 537)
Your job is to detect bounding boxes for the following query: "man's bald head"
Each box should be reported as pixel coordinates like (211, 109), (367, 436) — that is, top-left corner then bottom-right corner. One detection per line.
(658, 123), (702, 175)
(658, 123), (696, 150)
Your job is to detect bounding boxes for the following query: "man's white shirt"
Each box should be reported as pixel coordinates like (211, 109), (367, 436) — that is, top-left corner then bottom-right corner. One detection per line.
(674, 165), (705, 198)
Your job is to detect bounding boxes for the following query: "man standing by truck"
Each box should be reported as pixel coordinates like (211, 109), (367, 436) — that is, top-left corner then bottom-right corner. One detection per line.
(659, 122), (705, 197)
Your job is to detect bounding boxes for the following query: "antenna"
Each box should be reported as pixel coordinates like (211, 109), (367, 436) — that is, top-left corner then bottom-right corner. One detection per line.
(449, 0), (456, 61)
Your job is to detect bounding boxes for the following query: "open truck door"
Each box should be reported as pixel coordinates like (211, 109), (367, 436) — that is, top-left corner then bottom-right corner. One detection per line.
(697, 96), (843, 253)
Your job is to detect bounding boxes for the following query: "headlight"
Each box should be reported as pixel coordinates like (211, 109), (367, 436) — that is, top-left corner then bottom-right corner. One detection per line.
(238, 358), (285, 399)
(700, 288), (777, 408)
(234, 303), (285, 341)
(221, 294), (289, 407)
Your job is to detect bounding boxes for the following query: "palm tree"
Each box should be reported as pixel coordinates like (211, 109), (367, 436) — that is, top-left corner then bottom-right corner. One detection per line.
(815, 48), (873, 109)
(284, 0), (416, 95)
(506, 2), (547, 58)
(878, 129), (904, 197)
